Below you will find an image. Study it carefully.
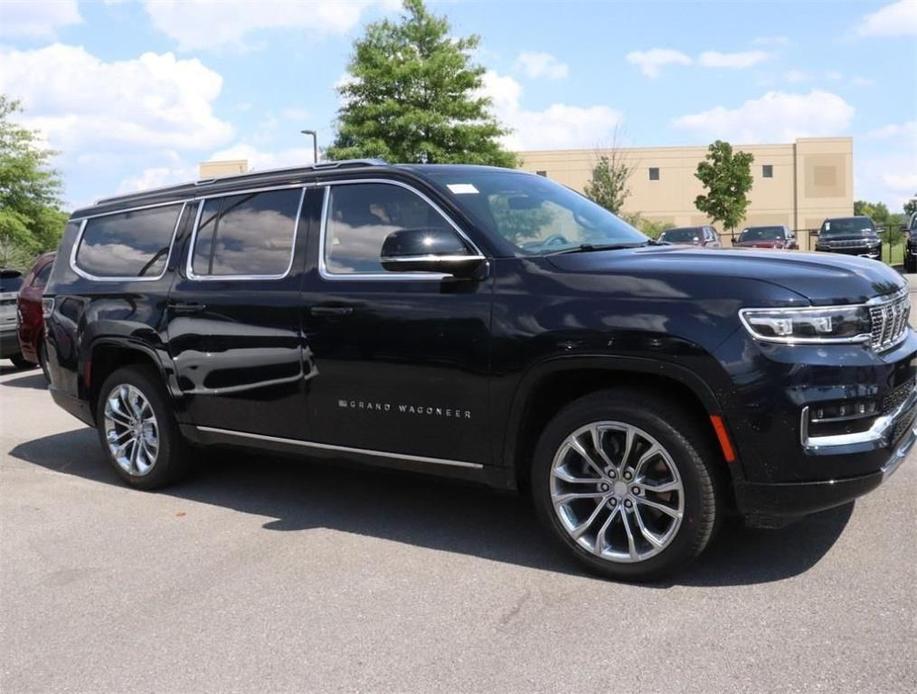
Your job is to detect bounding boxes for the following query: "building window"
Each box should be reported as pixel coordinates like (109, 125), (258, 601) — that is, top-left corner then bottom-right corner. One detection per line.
(535, 170), (547, 177)
(648, 167), (660, 181)
(762, 164), (773, 178)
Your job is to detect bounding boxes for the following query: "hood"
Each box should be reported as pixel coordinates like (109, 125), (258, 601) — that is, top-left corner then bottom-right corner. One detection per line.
(546, 245), (905, 305)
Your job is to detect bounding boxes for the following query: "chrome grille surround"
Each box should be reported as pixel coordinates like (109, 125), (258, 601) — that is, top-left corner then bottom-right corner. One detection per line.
(868, 289), (911, 352)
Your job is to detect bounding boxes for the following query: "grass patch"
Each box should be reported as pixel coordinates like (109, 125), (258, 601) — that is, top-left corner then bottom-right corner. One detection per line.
(882, 242), (904, 266)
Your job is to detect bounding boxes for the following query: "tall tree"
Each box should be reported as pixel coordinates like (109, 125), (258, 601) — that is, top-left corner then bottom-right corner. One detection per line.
(904, 196), (917, 218)
(854, 199), (890, 224)
(583, 136), (632, 214)
(693, 140), (754, 233)
(0, 95), (67, 268)
(327, 0), (515, 166)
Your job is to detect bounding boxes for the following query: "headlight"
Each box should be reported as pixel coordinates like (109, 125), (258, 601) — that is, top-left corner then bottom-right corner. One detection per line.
(739, 305), (872, 344)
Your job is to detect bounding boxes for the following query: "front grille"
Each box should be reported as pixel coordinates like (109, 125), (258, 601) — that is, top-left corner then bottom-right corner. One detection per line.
(829, 239), (872, 248)
(882, 376), (915, 415)
(869, 291), (910, 352)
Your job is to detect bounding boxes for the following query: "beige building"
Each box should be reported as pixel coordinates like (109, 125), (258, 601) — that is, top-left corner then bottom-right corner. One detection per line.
(518, 137), (853, 249)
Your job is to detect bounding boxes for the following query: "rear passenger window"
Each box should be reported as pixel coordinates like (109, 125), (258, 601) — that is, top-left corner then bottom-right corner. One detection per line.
(191, 189), (301, 278)
(75, 204), (183, 278)
(324, 183), (453, 274)
(33, 263), (53, 288)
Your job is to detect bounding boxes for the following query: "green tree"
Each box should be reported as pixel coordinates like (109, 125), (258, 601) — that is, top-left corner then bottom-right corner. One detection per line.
(0, 95), (67, 269)
(904, 196), (916, 218)
(327, 0), (515, 167)
(693, 140), (754, 233)
(853, 199), (890, 224)
(584, 147), (632, 214)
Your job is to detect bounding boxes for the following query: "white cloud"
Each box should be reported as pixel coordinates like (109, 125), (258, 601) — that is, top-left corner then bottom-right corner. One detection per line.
(0, 0), (81, 39)
(673, 90), (854, 143)
(143, 0), (399, 50)
(625, 48), (692, 78)
(697, 50), (770, 68)
(867, 120), (917, 140)
(850, 75), (875, 87)
(858, 153), (917, 208)
(784, 69), (810, 84)
(858, 0), (917, 37)
(514, 51), (569, 80)
(480, 71), (622, 150)
(210, 143), (318, 168)
(117, 163), (198, 194)
(0, 44), (233, 153)
(627, 48), (770, 77)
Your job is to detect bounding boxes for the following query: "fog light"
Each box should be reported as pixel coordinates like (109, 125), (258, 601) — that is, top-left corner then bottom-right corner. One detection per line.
(806, 399), (879, 438)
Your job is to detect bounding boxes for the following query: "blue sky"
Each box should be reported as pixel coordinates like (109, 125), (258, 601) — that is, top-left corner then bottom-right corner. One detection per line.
(0, 0), (914, 212)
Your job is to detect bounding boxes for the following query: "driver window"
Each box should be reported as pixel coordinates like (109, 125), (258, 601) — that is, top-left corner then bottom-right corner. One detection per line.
(324, 183), (453, 274)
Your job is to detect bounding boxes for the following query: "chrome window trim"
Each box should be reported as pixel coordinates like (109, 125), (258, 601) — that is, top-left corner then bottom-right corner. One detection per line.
(195, 425), (484, 469)
(70, 202), (186, 283)
(317, 178), (485, 281)
(69, 198), (190, 222)
(186, 186), (306, 282)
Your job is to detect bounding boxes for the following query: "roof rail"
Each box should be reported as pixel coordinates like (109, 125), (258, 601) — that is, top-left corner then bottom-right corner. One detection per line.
(94, 158), (388, 206)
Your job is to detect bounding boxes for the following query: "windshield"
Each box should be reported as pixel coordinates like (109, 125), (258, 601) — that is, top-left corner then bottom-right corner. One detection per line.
(0, 272), (23, 293)
(659, 227), (702, 243)
(426, 170), (647, 255)
(740, 226), (785, 241)
(820, 218), (874, 237)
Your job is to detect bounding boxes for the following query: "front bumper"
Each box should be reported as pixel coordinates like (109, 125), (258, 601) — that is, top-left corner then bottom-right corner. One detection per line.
(736, 419), (915, 525)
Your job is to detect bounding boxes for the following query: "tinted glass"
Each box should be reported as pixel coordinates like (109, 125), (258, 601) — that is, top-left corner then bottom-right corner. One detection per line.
(820, 218), (874, 237)
(660, 228), (703, 243)
(192, 189), (300, 277)
(33, 262), (53, 287)
(76, 205), (182, 278)
(0, 272), (22, 292)
(325, 183), (455, 273)
(740, 226), (785, 241)
(425, 170), (645, 255)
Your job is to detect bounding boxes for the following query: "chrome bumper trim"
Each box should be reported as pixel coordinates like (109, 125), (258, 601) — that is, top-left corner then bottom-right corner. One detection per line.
(801, 384), (917, 451)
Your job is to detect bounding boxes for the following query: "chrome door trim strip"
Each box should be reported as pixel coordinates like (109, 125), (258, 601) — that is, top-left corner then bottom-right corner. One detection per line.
(317, 178), (485, 281)
(70, 202), (186, 283)
(195, 425), (484, 469)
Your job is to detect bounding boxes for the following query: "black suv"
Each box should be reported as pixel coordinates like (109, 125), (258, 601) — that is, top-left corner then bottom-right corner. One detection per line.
(904, 212), (917, 274)
(43, 161), (916, 580)
(815, 216), (882, 260)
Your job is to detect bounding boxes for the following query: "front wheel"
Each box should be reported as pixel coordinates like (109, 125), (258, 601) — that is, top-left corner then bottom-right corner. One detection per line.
(96, 366), (190, 490)
(531, 390), (722, 581)
(9, 353), (34, 370)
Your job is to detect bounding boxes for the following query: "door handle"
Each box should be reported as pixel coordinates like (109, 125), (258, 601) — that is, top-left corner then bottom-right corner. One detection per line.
(168, 301), (206, 315)
(309, 306), (354, 317)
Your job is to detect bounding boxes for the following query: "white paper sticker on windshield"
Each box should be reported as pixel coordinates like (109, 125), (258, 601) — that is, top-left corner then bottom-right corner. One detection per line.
(824, 222), (830, 230)
(447, 183), (479, 194)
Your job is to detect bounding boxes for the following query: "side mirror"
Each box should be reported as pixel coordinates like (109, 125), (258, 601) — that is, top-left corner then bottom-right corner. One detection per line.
(380, 227), (486, 278)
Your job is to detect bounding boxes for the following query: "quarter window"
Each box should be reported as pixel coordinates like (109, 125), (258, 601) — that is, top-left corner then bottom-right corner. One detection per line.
(324, 183), (457, 274)
(33, 262), (53, 288)
(191, 188), (301, 278)
(75, 204), (183, 278)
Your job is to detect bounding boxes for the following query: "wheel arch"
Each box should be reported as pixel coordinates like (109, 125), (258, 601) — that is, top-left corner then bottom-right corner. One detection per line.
(85, 338), (178, 421)
(503, 355), (741, 499)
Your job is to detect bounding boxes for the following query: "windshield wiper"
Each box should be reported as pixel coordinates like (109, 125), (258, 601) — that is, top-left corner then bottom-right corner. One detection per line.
(547, 241), (651, 255)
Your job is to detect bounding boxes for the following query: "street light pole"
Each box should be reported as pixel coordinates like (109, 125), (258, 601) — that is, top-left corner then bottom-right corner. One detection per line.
(300, 129), (318, 164)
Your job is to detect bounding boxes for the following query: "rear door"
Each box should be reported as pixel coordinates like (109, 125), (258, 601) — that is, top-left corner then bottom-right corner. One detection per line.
(165, 185), (309, 439)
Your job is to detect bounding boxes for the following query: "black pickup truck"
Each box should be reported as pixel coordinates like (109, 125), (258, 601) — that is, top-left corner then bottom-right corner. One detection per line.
(42, 160), (916, 580)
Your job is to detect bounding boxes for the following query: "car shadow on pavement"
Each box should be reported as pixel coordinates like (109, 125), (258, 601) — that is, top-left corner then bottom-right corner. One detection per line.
(1, 371), (48, 389)
(9, 428), (852, 587)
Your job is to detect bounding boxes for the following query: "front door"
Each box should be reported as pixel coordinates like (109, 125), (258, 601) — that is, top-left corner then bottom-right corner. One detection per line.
(300, 180), (493, 466)
(165, 186), (309, 439)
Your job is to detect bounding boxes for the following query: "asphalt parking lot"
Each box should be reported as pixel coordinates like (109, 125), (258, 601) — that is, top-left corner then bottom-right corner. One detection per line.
(1, 353), (916, 692)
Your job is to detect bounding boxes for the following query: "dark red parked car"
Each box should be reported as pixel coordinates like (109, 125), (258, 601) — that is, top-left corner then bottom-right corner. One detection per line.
(17, 252), (55, 380)
(734, 225), (798, 250)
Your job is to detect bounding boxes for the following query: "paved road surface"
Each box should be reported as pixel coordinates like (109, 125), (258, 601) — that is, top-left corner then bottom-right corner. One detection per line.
(1, 366), (915, 692)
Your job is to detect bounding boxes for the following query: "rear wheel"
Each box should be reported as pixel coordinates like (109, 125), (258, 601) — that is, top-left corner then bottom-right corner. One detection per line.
(96, 366), (190, 490)
(905, 254), (916, 274)
(37, 341), (50, 383)
(531, 389), (722, 581)
(9, 353), (33, 370)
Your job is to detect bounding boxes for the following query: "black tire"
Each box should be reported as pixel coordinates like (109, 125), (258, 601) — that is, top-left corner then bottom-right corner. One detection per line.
(531, 389), (722, 582)
(95, 365), (190, 490)
(905, 255), (916, 274)
(9, 353), (34, 370)
(37, 341), (50, 383)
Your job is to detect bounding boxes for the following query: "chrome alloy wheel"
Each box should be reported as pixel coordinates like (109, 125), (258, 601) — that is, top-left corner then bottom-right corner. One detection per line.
(103, 384), (160, 476)
(550, 422), (685, 563)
